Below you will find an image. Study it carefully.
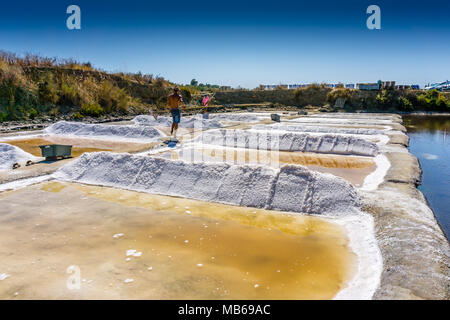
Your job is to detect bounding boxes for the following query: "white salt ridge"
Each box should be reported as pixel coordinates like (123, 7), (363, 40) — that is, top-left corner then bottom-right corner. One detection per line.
(132, 115), (223, 129)
(361, 155), (390, 191)
(0, 273), (10, 280)
(253, 123), (384, 135)
(308, 113), (401, 121)
(332, 213), (382, 300)
(208, 113), (261, 123)
(286, 117), (393, 125)
(0, 143), (40, 170)
(126, 249), (142, 257)
(44, 121), (164, 142)
(54, 152), (362, 216)
(196, 129), (378, 156)
(0, 175), (52, 192)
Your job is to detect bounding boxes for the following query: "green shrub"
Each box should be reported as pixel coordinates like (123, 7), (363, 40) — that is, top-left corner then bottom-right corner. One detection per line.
(0, 111), (6, 122)
(376, 90), (395, 109)
(38, 75), (59, 105)
(73, 112), (84, 120)
(417, 89), (449, 111)
(81, 103), (104, 117)
(60, 82), (79, 106)
(397, 96), (413, 111)
(28, 108), (38, 119)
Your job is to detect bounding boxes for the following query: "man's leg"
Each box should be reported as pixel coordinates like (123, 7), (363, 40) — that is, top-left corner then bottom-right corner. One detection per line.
(173, 123), (178, 138)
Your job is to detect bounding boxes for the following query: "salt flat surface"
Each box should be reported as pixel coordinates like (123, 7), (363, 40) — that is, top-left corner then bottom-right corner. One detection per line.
(54, 152), (362, 216)
(133, 115), (223, 129)
(44, 121), (165, 142)
(197, 129), (378, 156)
(0, 143), (41, 171)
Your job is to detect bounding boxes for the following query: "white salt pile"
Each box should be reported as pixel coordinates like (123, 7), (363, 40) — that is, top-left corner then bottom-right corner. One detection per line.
(286, 117), (393, 125)
(132, 115), (223, 129)
(54, 152), (362, 216)
(252, 123), (384, 135)
(0, 143), (40, 170)
(44, 121), (164, 142)
(208, 113), (261, 123)
(133, 115), (173, 127)
(308, 113), (399, 121)
(196, 129), (378, 156)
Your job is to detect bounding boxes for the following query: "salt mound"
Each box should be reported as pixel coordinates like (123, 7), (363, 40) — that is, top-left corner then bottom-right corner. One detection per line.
(133, 115), (172, 127)
(133, 115), (223, 129)
(208, 113), (261, 123)
(287, 117), (392, 125)
(196, 129), (378, 156)
(54, 152), (362, 216)
(44, 121), (164, 142)
(253, 123), (384, 135)
(0, 143), (40, 170)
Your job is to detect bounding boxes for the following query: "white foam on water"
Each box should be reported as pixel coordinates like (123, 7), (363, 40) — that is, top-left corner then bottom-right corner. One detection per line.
(0, 143), (41, 171)
(422, 153), (438, 160)
(54, 152), (362, 216)
(196, 129), (379, 156)
(44, 121), (165, 142)
(360, 154), (391, 191)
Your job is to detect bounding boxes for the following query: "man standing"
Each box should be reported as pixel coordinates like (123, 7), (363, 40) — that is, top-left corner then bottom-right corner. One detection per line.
(166, 87), (185, 139)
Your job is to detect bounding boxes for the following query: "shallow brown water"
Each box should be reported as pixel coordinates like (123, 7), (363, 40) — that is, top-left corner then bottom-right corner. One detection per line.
(0, 182), (356, 300)
(2, 137), (154, 158)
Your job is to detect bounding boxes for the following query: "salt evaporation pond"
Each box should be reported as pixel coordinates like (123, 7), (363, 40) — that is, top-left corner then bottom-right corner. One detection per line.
(0, 181), (356, 299)
(157, 146), (376, 187)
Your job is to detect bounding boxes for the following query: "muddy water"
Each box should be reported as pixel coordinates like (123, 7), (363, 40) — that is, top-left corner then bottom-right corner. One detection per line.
(2, 137), (156, 158)
(161, 146), (375, 187)
(0, 182), (356, 300)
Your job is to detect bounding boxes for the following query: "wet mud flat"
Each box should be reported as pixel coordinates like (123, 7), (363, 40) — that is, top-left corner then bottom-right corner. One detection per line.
(0, 182), (355, 300)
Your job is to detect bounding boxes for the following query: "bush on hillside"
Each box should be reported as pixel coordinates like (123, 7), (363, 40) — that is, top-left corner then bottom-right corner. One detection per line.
(326, 88), (352, 105)
(81, 103), (104, 117)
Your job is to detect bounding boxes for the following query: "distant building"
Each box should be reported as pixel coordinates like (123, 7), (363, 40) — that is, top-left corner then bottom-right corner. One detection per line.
(357, 83), (380, 91)
(425, 80), (450, 91)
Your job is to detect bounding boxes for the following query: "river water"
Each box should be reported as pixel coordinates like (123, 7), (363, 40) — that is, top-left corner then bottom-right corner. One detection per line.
(403, 115), (450, 239)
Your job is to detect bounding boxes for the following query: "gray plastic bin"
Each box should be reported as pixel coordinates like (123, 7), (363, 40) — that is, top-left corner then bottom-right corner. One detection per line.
(39, 144), (72, 160)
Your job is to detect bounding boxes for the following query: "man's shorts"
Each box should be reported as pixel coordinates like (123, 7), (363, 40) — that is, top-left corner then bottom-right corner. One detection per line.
(170, 108), (181, 124)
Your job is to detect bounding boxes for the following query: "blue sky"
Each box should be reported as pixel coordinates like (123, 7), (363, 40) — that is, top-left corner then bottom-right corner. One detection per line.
(0, 0), (449, 88)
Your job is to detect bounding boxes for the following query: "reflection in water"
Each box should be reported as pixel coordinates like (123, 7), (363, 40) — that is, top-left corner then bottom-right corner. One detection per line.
(0, 182), (356, 300)
(403, 115), (450, 238)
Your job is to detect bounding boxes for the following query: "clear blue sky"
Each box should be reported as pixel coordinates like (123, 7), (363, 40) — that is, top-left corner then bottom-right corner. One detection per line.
(0, 0), (449, 88)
